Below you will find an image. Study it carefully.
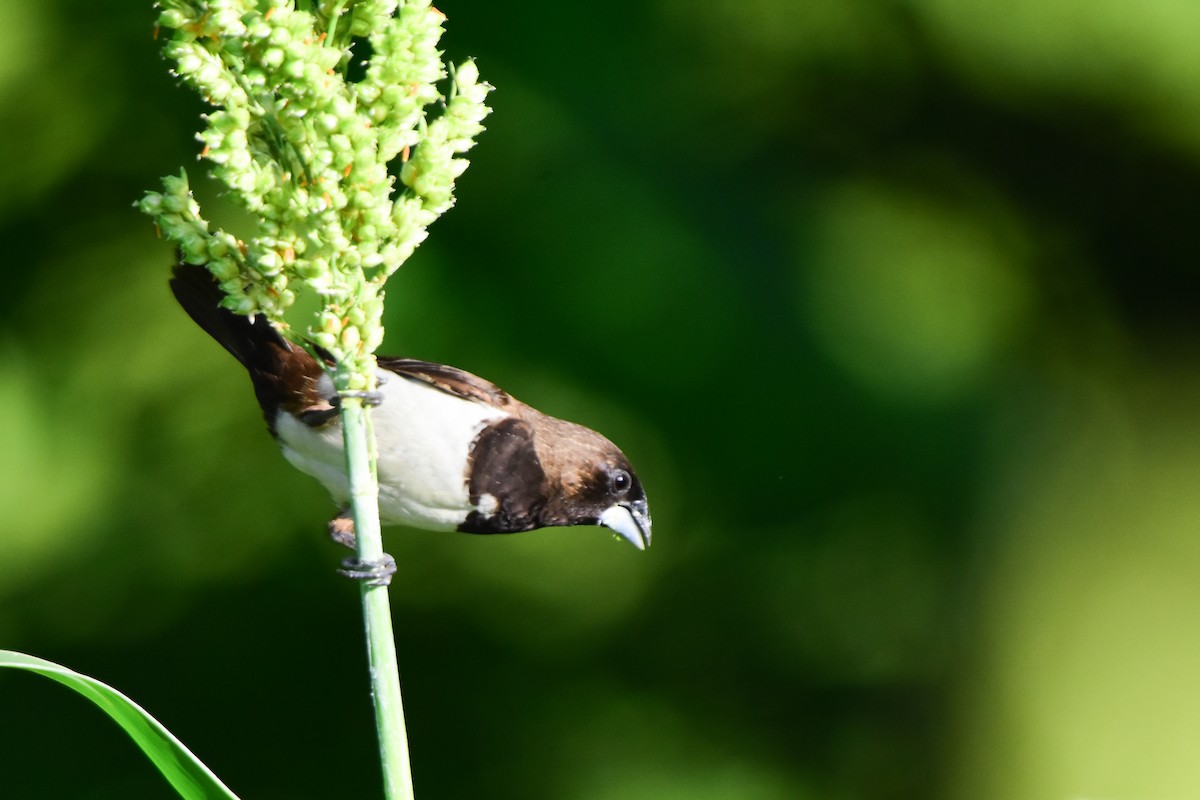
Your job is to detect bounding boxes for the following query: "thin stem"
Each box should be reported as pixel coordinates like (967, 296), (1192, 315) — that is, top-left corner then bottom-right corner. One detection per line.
(340, 391), (415, 800)
(323, 0), (351, 48)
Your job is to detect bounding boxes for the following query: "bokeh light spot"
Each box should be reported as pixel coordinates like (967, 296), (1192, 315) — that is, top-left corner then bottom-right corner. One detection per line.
(801, 178), (1032, 402)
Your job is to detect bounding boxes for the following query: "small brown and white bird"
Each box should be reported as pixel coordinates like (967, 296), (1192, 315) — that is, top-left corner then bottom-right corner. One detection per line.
(169, 262), (652, 553)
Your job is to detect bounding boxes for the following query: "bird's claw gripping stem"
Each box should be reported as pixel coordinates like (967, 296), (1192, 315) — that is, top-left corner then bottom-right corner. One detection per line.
(338, 554), (397, 586)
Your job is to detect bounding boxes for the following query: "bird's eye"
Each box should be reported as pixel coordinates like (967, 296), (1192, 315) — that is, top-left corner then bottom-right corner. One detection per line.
(610, 469), (632, 495)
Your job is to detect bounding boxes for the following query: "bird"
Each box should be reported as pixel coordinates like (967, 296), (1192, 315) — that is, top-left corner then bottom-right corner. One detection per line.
(169, 261), (652, 568)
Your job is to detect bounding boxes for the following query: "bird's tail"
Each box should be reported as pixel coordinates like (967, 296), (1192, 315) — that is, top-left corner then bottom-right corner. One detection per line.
(170, 261), (325, 428)
(169, 261), (288, 371)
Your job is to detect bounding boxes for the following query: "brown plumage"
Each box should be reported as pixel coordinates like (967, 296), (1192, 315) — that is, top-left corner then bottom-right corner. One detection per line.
(170, 262), (652, 549)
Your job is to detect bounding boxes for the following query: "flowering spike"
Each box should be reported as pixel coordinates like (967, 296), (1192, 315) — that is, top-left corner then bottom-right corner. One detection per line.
(140, 0), (491, 382)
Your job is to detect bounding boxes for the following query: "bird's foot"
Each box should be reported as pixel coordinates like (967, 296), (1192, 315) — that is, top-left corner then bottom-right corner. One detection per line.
(329, 510), (394, 585)
(338, 554), (397, 586)
(334, 389), (384, 407)
(328, 510), (357, 550)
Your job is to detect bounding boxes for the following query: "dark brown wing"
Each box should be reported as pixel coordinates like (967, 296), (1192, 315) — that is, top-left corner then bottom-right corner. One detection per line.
(378, 357), (519, 411)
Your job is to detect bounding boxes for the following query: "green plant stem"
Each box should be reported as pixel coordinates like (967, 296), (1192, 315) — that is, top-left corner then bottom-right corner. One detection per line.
(340, 393), (414, 800)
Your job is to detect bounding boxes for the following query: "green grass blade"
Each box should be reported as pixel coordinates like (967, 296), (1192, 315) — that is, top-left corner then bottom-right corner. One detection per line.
(0, 650), (239, 800)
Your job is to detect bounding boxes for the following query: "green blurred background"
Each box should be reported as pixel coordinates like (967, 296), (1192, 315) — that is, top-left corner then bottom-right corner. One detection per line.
(4, 1), (1200, 798)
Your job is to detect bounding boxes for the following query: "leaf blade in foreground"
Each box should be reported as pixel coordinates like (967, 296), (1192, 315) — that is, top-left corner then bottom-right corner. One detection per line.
(0, 650), (239, 800)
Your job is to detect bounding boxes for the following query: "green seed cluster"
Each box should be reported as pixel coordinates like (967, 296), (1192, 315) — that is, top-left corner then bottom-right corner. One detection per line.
(140, 0), (491, 388)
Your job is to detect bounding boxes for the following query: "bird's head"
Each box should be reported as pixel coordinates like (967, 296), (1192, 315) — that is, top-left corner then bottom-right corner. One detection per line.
(536, 418), (652, 550)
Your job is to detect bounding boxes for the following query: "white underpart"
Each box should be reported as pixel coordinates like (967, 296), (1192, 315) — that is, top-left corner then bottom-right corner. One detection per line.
(274, 369), (507, 530)
(475, 493), (499, 516)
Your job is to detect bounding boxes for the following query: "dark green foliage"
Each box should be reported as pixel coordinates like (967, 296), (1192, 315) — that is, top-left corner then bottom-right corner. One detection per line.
(4, 1), (1200, 798)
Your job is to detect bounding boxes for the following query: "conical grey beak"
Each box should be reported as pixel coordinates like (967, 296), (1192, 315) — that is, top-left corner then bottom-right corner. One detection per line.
(599, 501), (652, 550)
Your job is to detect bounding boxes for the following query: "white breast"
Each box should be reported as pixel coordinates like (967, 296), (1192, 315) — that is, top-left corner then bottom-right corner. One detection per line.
(274, 370), (506, 530)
